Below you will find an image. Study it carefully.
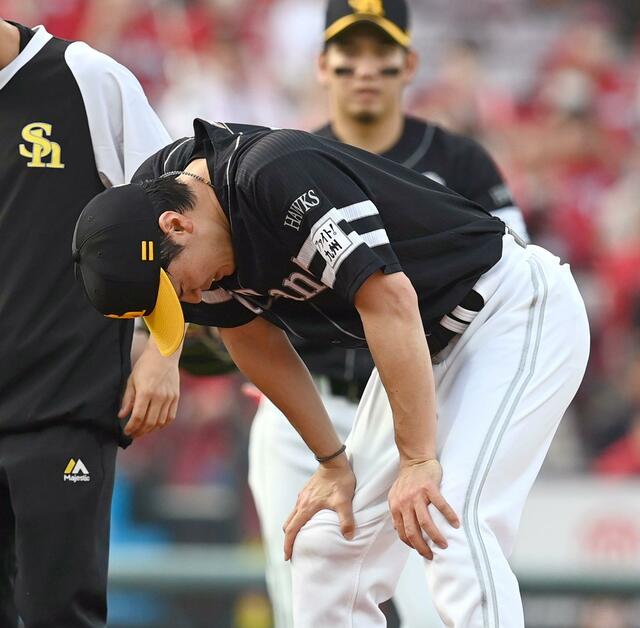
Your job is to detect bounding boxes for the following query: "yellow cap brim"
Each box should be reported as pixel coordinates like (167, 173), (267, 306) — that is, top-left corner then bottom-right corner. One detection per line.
(143, 268), (185, 357)
(324, 15), (411, 48)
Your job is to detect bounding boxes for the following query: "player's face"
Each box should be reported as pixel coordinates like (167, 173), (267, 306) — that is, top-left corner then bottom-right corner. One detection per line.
(318, 25), (417, 123)
(159, 208), (235, 304)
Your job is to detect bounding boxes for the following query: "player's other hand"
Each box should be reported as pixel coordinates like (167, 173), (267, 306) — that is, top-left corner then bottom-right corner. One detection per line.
(118, 339), (181, 438)
(283, 453), (356, 561)
(388, 458), (460, 559)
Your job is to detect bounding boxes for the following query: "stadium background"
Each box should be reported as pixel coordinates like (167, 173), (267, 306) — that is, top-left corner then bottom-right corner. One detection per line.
(3, 0), (640, 626)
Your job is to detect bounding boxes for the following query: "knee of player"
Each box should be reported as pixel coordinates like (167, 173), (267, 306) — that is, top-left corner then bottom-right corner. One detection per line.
(290, 515), (360, 569)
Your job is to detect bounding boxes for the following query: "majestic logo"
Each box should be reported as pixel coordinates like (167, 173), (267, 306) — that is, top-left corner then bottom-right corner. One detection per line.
(349, 0), (384, 16)
(284, 189), (320, 231)
(63, 458), (90, 483)
(141, 240), (155, 261)
(19, 122), (65, 169)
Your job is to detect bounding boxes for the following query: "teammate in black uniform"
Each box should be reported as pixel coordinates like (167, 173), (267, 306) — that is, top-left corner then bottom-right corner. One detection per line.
(0, 19), (174, 627)
(73, 118), (589, 627)
(248, 2), (528, 625)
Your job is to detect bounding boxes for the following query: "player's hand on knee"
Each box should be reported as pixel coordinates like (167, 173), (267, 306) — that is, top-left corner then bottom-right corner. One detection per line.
(118, 341), (181, 438)
(283, 454), (356, 561)
(389, 458), (459, 559)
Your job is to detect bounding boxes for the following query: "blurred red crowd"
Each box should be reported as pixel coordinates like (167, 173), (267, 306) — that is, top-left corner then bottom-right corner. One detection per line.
(2, 0), (639, 477)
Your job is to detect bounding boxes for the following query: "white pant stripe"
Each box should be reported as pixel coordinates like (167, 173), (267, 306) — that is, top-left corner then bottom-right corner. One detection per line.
(463, 255), (548, 627)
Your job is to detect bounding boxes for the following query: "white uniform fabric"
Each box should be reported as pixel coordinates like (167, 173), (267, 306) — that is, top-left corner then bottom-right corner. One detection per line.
(63, 38), (171, 186)
(286, 236), (589, 627)
(249, 385), (444, 627)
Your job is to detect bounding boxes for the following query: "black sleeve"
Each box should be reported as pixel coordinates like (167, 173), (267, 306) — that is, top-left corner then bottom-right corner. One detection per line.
(449, 136), (515, 212)
(251, 145), (401, 303)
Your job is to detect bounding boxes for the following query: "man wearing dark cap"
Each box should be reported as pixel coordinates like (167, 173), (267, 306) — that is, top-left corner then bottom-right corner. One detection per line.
(73, 115), (588, 628)
(248, 1), (528, 626)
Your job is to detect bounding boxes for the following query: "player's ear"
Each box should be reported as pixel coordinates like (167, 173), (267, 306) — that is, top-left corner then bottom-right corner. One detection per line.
(317, 50), (330, 87)
(402, 49), (419, 85)
(158, 211), (194, 238)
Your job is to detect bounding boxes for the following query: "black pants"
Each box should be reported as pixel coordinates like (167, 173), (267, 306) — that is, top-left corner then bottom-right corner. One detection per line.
(0, 424), (117, 628)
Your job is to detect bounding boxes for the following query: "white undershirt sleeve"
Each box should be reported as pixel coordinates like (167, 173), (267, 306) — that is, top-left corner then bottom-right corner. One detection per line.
(64, 41), (171, 187)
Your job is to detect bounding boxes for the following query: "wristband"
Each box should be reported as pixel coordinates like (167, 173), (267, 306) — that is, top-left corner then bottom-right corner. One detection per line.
(315, 444), (346, 463)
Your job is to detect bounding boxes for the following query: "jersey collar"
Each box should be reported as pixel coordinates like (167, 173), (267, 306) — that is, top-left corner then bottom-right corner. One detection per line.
(0, 25), (52, 91)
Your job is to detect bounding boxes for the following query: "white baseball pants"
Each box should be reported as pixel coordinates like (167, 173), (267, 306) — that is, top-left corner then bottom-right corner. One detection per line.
(249, 384), (444, 628)
(289, 237), (590, 628)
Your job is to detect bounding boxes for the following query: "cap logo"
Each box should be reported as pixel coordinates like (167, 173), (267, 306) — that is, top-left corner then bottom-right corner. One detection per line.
(141, 240), (155, 261)
(349, 0), (384, 16)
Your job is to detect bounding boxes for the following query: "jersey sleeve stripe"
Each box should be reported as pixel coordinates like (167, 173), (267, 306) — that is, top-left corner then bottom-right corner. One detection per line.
(339, 200), (379, 221)
(360, 229), (390, 248)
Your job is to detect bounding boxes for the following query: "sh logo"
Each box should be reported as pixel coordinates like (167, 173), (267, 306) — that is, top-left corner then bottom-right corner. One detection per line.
(19, 122), (65, 169)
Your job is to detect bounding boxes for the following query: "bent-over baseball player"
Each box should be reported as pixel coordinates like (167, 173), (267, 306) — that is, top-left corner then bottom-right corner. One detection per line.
(72, 119), (589, 628)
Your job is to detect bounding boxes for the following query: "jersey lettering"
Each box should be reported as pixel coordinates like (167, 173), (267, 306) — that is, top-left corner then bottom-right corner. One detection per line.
(269, 271), (326, 301)
(284, 189), (320, 230)
(312, 217), (356, 268)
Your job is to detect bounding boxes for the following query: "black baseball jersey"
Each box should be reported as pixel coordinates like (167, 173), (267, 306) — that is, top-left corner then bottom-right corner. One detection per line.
(134, 119), (506, 350)
(316, 116), (524, 228)
(299, 116), (527, 387)
(0, 24), (169, 435)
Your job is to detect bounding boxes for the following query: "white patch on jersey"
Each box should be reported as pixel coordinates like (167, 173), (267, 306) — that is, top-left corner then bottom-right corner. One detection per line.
(423, 171), (447, 186)
(312, 215), (357, 269)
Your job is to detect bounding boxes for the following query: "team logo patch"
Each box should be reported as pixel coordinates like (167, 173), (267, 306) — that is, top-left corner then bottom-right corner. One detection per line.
(63, 458), (90, 483)
(349, 0), (384, 16)
(312, 216), (356, 268)
(284, 189), (320, 231)
(19, 122), (65, 169)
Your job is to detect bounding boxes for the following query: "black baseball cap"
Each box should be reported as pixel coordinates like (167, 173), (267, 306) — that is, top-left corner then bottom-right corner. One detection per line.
(72, 184), (185, 357)
(324, 0), (411, 48)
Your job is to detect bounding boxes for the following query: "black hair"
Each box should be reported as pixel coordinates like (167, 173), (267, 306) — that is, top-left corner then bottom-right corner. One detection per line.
(140, 175), (196, 268)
